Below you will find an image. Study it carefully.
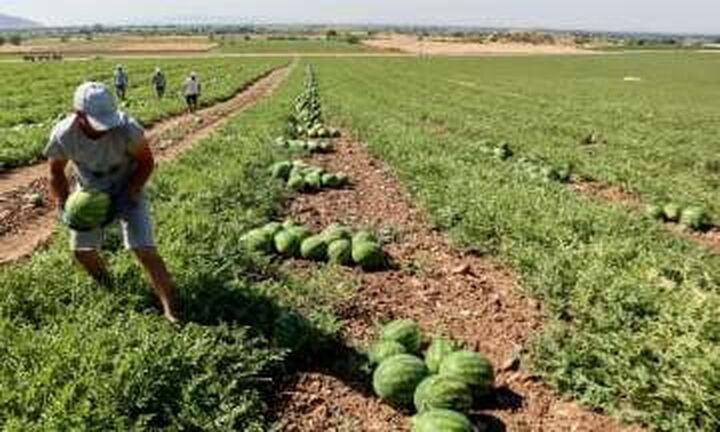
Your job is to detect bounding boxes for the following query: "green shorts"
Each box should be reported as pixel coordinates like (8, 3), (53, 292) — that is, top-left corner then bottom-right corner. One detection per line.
(70, 196), (155, 251)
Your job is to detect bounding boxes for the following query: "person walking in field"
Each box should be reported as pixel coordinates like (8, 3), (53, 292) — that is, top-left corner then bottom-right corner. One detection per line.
(183, 71), (201, 113)
(151, 67), (166, 99)
(45, 82), (181, 326)
(114, 64), (129, 101)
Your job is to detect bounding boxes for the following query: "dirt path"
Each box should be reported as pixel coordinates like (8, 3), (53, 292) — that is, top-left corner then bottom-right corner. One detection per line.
(0, 65), (291, 265)
(274, 137), (642, 431)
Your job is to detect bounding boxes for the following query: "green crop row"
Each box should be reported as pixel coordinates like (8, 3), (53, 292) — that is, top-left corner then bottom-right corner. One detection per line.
(0, 57), (286, 171)
(0, 61), (353, 430)
(311, 56), (720, 431)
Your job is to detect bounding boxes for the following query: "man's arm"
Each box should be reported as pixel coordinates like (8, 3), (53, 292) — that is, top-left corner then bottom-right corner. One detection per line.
(127, 135), (155, 200)
(49, 158), (70, 209)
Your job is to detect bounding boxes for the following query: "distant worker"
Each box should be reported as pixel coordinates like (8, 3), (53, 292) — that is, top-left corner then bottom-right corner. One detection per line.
(183, 71), (201, 113)
(45, 82), (181, 326)
(151, 67), (166, 99)
(114, 64), (128, 101)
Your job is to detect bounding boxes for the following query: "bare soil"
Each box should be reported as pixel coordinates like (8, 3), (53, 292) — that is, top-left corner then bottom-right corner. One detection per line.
(363, 35), (592, 56)
(0, 36), (216, 54)
(274, 137), (642, 431)
(0, 65), (291, 265)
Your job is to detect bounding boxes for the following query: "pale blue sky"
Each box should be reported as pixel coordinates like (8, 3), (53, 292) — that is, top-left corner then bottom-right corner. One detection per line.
(2, 0), (718, 34)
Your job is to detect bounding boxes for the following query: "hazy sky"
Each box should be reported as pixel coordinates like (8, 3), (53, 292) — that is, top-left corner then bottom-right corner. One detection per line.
(2, 0), (718, 34)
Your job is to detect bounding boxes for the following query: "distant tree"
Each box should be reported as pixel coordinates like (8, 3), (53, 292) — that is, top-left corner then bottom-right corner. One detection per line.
(345, 35), (360, 45)
(60, 35), (69, 43)
(326, 29), (338, 40)
(0, 35), (5, 46)
(9, 35), (22, 46)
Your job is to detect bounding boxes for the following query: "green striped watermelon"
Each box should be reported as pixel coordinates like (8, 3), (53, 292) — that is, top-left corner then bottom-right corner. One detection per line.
(372, 354), (428, 407)
(411, 409), (472, 432)
(274, 230), (302, 257)
(242, 228), (274, 254)
(414, 375), (473, 413)
(322, 224), (353, 243)
(381, 319), (422, 353)
(368, 340), (407, 365)
(425, 338), (461, 374)
(352, 240), (385, 271)
(64, 189), (110, 230)
(680, 206), (710, 231)
(327, 239), (352, 265)
(300, 235), (328, 261)
(439, 351), (494, 397)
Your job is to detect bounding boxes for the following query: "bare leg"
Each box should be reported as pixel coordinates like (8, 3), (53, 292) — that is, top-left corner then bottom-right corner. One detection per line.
(74, 249), (113, 287)
(133, 247), (182, 326)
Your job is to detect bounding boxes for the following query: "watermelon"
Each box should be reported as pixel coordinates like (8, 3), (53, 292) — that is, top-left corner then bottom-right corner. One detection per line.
(318, 141), (333, 153)
(663, 203), (682, 222)
(288, 226), (312, 243)
(426, 338), (461, 374)
(64, 189), (111, 230)
(352, 240), (385, 271)
(411, 409), (472, 432)
(493, 143), (512, 160)
(305, 170), (323, 191)
(242, 229), (274, 254)
(274, 230), (302, 257)
(321, 173), (341, 188)
(262, 222), (284, 237)
(541, 166), (559, 182)
(270, 161), (293, 180)
(368, 340), (407, 365)
(414, 375), (473, 413)
(274, 136), (288, 147)
(352, 230), (377, 244)
(372, 354), (428, 407)
(680, 206), (710, 231)
(381, 319), (422, 353)
(300, 235), (327, 261)
(322, 224), (353, 243)
(287, 173), (306, 191)
(273, 311), (309, 352)
(307, 141), (321, 153)
(327, 239), (353, 265)
(646, 204), (665, 221)
(439, 351), (494, 397)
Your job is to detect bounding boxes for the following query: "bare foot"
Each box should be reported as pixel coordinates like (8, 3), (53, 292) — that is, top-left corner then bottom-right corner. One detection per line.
(164, 311), (184, 329)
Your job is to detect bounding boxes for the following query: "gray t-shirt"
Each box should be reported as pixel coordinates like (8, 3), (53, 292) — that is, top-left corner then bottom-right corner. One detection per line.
(44, 113), (144, 194)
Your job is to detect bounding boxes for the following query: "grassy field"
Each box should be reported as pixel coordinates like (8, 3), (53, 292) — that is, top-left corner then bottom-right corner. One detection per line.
(0, 62), (354, 430)
(0, 57), (286, 170)
(217, 38), (373, 54)
(310, 54), (720, 430)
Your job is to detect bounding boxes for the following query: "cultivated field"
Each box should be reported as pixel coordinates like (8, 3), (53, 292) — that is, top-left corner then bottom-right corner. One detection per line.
(218, 38), (374, 54)
(1, 53), (719, 431)
(0, 57), (285, 169)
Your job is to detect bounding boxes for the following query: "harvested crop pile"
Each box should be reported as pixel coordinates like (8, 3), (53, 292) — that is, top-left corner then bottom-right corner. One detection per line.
(241, 221), (388, 271)
(270, 160), (350, 192)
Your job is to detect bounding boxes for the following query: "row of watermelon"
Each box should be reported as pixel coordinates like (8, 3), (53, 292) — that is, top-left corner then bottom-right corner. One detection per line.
(241, 221), (387, 270)
(646, 202), (711, 231)
(479, 141), (573, 184)
(270, 159), (350, 192)
(287, 66), (340, 140)
(368, 319), (495, 431)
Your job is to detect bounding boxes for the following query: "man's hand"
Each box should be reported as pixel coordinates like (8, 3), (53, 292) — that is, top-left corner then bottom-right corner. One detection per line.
(126, 136), (154, 199)
(48, 158), (70, 209)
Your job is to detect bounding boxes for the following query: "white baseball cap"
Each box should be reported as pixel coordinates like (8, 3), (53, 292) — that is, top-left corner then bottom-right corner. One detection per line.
(73, 82), (122, 132)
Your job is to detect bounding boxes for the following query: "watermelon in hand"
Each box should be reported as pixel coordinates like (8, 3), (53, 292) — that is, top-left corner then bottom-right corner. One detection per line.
(64, 189), (111, 231)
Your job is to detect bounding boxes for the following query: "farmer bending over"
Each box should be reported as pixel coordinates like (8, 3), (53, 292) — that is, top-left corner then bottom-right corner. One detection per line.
(151, 67), (166, 99)
(183, 71), (201, 113)
(45, 82), (181, 326)
(114, 64), (128, 100)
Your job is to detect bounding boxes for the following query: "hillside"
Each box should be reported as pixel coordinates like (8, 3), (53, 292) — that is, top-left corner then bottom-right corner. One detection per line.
(0, 13), (40, 29)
